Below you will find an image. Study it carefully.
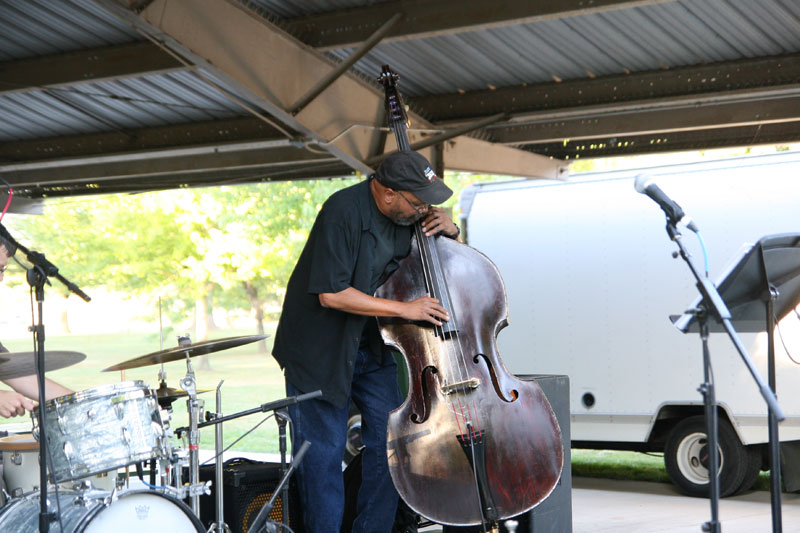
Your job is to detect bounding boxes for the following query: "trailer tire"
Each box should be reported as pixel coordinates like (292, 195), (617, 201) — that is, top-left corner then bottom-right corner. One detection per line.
(734, 445), (762, 494)
(664, 416), (747, 498)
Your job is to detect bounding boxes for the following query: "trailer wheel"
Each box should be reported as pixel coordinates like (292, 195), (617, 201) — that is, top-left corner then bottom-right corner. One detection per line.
(734, 445), (763, 494)
(664, 415), (748, 498)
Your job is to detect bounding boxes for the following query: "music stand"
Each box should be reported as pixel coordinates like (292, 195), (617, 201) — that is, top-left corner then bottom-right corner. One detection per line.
(674, 232), (800, 533)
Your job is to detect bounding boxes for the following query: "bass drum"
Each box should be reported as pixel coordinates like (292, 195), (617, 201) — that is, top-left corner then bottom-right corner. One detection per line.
(0, 490), (204, 532)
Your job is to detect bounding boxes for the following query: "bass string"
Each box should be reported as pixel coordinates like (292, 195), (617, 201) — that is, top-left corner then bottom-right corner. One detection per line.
(426, 228), (483, 438)
(414, 223), (481, 438)
(391, 104), (480, 437)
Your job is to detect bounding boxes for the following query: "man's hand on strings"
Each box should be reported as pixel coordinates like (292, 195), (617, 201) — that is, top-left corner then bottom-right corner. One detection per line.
(401, 294), (450, 325)
(421, 207), (459, 239)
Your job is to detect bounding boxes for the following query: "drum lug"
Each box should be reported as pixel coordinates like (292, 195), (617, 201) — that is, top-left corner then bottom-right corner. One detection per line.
(114, 402), (125, 420)
(75, 479), (94, 492)
(121, 427), (131, 446)
(10, 451), (23, 466)
(63, 441), (77, 476)
(74, 492), (93, 507)
(54, 401), (68, 435)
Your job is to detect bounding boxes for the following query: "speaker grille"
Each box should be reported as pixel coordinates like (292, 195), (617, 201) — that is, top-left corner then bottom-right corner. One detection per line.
(196, 458), (303, 533)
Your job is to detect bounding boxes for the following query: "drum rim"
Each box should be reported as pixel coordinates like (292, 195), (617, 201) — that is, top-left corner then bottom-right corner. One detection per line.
(37, 380), (152, 410)
(74, 490), (206, 532)
(0, 489), (205, 532)
(0, 433), (39, 451)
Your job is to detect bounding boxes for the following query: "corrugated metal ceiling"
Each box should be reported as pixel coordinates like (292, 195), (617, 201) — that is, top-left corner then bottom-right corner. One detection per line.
(1, 0), (798, 196)
(325, 0), (800, 96)
(0, 0), (138, 61)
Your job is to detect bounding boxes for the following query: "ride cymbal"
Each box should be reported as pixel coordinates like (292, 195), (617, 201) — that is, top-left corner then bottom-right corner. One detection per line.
(0, 351), (86, 380)
(102, 335), (269, 372)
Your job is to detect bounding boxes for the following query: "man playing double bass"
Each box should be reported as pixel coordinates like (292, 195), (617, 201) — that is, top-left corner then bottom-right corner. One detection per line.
(272, 151), (460, 532)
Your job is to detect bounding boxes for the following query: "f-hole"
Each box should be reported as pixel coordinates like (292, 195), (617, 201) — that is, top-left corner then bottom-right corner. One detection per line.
(474, 354), (517, 403)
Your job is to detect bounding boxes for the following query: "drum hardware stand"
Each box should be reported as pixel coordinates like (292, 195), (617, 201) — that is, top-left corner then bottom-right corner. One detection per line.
(207, 380), (232, 533)
(0, 223), (90, 533)
(174, 391), (323, 529)
(180, 349), (205, 517)
(247, 440), (311, 533)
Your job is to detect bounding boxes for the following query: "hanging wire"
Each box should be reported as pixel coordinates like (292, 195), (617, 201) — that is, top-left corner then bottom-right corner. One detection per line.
(694, 230), (710, 278)
(200, 413), (274, 466)
(0, 177), (13, 222)
(775, 311), (800, 366)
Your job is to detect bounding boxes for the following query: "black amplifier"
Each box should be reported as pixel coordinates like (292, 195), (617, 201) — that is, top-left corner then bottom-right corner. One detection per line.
(196, 457), (304, 533)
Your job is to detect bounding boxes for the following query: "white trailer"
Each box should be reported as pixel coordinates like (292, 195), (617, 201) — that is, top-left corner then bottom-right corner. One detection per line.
(459, 152), (800, 497)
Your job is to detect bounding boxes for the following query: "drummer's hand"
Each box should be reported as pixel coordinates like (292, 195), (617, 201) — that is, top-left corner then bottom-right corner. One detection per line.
(401, 294), (450, 326)
(0, 390), (35, 418)
(421, 207), (459, 239)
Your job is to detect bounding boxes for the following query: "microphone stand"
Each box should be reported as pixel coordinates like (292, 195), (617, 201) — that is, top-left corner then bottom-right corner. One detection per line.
(247, 440), (311, 533)
(1, 223), (90, 533)
(665, 220), (784, 533)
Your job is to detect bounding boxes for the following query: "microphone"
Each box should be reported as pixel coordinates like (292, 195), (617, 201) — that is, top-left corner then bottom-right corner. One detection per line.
(634, 174), (698, 232)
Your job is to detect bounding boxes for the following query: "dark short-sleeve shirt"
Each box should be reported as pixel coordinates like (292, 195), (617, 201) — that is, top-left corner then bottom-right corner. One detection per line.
(272, 179), (411, 407)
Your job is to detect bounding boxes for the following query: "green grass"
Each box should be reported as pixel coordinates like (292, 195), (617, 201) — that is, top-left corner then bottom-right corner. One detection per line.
(572, 450), (670, 483)
(1, 328), (287, 454)
(1, 332), (776, 490)
(572, 449), (771, 491)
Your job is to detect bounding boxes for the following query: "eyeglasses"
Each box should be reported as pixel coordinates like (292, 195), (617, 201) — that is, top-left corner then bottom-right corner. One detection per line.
(396, 190), (429, 216)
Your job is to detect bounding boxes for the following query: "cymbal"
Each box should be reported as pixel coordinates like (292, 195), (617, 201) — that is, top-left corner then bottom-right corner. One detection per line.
(102, 335), (269, 372)
(154, 384), (213, 404)
(0, 351), (86, 380)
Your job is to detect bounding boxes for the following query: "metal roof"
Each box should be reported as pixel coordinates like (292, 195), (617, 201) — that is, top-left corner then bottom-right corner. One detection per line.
(0, 0), (798, 197)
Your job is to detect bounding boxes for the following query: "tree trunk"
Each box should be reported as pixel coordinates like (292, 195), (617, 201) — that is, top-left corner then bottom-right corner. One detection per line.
(60, 294), (71, 334)
(194, 298), (212, 370)
(243, 281), (268, 354)
(203, 285), (220, 333)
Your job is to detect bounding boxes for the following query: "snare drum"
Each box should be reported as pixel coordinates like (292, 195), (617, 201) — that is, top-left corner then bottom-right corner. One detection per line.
(0, 489), (204, 532)
(0, 434), (118, 498)
(34, 381), (167, 483)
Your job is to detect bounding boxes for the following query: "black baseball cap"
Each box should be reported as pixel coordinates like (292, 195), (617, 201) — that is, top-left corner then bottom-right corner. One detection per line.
(375, 151), (453, 205)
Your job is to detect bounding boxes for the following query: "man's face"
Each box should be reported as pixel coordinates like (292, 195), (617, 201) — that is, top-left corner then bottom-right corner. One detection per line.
(388, 190), (429, 226)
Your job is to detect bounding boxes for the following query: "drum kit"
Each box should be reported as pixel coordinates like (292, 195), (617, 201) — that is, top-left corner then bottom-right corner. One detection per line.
(0, 334), (315, 533)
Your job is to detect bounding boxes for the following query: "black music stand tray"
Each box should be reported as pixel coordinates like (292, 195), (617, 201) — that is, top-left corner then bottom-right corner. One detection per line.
(674, 232), (800, 533)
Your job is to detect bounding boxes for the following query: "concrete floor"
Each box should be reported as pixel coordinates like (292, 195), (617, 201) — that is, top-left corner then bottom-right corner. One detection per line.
(572, 477), (800, 533)
(421, 477), (800, 532)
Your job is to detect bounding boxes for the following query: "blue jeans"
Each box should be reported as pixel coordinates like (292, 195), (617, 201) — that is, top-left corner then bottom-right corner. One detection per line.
(286, 349), (402, 533)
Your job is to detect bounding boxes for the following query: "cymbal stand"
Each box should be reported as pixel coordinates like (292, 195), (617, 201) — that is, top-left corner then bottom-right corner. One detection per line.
(180, 352), (203, 517)
(208, 380), (231, 533)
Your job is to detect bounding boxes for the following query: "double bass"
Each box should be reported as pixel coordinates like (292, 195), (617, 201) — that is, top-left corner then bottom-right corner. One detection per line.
(375, 66), (563, 528)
